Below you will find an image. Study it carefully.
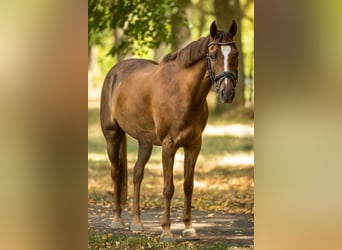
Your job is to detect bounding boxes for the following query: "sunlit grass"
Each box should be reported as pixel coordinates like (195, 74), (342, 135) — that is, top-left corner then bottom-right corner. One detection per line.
(88, 229), (250, 250)
(204, 124), (254, 137)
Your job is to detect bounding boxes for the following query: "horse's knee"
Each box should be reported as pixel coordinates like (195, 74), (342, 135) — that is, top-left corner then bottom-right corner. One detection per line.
(163, 185), (175, 199)
(183, 182), (193, 195)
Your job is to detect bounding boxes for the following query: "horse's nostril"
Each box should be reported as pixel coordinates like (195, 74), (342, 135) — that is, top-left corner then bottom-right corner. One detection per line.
(220, 90), (225, 98)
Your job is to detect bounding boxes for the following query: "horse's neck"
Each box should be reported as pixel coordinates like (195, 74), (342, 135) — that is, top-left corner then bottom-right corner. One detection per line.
(182, 59), (211, 107)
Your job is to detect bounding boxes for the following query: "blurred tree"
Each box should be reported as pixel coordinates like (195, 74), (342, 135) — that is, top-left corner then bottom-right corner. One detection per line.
(88, 0), (110, 55)
(154, 0), (191, 61)
(88, 0), (253, 110)
(171, 0), (191, 50)
(88, 0), (188, 58)
(196, 0), (207, 37)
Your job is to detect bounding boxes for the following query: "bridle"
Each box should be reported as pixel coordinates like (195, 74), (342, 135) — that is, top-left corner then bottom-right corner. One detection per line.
(206, 41), (238, 91)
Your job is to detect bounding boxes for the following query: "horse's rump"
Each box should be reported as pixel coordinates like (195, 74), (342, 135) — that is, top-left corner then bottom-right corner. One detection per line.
(101, 58), (162, 144)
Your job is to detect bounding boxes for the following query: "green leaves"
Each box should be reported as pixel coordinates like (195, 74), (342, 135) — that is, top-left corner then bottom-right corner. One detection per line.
(88, 0), (111, 47)
(88, 0), (188, 57)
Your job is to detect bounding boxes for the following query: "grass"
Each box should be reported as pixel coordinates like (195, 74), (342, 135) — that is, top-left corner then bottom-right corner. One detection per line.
(88, 229), (252, 249)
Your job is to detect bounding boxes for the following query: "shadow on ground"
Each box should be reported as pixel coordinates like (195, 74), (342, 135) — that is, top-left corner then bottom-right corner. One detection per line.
(88, 203), (253, 247)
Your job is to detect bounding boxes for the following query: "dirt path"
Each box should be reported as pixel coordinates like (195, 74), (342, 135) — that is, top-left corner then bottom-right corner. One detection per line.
(88, 203), (254, 247)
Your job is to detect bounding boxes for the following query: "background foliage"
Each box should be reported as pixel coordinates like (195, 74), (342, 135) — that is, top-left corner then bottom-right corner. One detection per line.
(89, 0), (188, 56)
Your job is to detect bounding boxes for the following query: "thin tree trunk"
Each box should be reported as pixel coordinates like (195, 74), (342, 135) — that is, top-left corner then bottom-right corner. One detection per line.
(113, 28), (124, 61)
(197, 0), (206, 37)
(88, 46), (100, 88)
(171, 0), (191, 50)
(154, 43), (167, 62)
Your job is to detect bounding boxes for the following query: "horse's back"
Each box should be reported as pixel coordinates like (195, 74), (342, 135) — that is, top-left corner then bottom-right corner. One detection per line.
(103, 58), (157, 89)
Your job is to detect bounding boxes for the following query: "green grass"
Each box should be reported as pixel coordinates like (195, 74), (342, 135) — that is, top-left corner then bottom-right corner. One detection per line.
(88, 229), (249, 250)
(201, 134), (253, 156)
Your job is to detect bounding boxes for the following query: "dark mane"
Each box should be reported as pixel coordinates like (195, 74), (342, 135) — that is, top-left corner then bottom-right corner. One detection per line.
(161, 36), (210, 67)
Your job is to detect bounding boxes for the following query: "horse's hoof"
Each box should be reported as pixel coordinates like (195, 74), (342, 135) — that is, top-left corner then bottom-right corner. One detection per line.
(182, 228), (200, 241)
(111, 220), (125, 229)
(130, 223), (144, 232)
(160, 230), (174, 242)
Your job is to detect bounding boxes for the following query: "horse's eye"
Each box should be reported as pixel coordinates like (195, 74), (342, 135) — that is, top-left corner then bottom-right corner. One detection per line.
(209, 54), (217, 60)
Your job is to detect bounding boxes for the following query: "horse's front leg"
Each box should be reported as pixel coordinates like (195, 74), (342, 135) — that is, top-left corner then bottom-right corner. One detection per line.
(182, 140), (201, 240)
(160, 139), (177, 242)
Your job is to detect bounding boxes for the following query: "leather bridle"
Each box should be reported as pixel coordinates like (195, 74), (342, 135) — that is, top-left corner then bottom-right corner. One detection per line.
(206, 41), (238, 91)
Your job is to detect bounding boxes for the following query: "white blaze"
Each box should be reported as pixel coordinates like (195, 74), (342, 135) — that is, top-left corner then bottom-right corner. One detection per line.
(221, 46), (231, 86)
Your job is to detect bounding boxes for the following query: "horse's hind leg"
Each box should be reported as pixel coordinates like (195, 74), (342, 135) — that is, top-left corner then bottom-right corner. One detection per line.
(105, 128), (126, 229)
(130, 141), (152, 232)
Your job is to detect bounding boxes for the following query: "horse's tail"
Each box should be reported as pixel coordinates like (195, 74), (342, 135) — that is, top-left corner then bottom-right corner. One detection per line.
(119, 133), (128, 205)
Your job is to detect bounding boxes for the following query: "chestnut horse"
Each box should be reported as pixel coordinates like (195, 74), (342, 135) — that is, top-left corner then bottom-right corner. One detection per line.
(100, 20), (239, 241)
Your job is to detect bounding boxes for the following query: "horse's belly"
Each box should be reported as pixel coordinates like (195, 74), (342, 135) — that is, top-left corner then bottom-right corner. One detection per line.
(115, 113), (161, 145)
(128, 128), (162, 146)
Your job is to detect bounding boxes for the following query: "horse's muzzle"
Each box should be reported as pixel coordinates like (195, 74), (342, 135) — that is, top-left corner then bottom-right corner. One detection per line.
(220, 88), (235, 103)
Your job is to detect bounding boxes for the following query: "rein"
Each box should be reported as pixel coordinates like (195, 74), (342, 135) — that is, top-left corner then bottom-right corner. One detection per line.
(206, 41), (238, 91)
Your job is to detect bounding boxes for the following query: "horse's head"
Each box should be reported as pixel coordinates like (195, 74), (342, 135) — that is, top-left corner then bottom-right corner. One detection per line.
(207, 20), (239, 103)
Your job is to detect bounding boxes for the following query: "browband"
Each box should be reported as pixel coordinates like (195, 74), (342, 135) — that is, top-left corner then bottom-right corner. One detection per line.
(208, 41), (235, 47)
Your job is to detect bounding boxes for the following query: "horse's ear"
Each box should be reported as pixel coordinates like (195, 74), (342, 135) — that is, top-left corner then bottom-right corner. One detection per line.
(210, 21), (218, 38)
(228, 20), (237, 37)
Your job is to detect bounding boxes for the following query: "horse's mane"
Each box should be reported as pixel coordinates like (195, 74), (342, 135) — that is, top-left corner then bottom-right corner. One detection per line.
(161, 36), (210, 67)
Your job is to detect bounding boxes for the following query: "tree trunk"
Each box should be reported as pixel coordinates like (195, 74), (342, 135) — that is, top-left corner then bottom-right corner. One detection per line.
(88, 46), (100, 88)
(171, 0), (191, 50)
(197, 0), (206, 37)
(113, 28), (124, 62)
(213, 0), (245, 112)
(154, 43), (167, 62)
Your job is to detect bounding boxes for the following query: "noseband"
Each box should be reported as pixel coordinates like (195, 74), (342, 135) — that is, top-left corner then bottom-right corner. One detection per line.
(206, 41), (238, 91)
